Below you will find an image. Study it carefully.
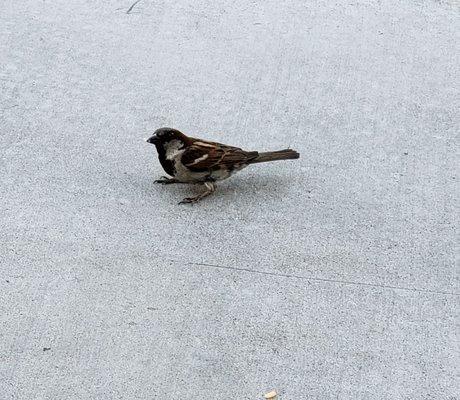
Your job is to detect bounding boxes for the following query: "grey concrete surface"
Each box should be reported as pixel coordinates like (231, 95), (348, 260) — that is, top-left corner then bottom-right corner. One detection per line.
(1, 0), (459, 399)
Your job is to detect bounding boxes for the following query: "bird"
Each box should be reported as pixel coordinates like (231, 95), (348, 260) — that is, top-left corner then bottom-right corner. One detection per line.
(146, 127), (300, 204)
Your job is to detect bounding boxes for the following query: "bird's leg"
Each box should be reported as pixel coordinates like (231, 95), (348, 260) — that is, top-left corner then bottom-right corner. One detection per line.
(179, 182), (216, 204)
(154, 176), (179, 184)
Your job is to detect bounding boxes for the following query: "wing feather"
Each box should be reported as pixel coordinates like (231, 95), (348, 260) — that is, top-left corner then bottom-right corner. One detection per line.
(181, 140), (258, 172)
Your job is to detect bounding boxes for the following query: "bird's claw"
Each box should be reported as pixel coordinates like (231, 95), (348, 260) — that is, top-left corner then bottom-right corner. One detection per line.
(178, 197), (197, 205)
(155, 176), (174, 184)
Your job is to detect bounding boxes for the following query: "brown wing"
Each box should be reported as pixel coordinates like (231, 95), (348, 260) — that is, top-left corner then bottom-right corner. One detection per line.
(181, 140), (258, 172)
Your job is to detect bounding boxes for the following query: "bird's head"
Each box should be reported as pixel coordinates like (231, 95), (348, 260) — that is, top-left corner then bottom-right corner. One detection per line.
(146, 127), (187, 147)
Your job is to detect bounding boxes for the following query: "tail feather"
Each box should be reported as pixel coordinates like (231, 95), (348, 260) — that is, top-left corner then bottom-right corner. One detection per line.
(250, 149), (300, 164)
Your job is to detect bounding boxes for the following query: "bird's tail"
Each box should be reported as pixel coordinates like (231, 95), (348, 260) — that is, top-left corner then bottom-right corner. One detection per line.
(250, 149), (300, 164)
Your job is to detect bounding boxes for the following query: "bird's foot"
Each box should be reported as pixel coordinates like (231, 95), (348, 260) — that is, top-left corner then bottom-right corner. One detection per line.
(178, 196), (200, 205)
(178, 182), (216, 205)
(154, 176), (178, 184)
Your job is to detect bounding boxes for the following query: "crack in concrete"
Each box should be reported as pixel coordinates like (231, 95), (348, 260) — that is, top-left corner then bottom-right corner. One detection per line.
(126, 0), (142, 14)
(187, 261), (459, 297)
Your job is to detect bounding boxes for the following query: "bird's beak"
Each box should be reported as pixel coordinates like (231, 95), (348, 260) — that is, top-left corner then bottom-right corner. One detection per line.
(146, 134), (158, 144)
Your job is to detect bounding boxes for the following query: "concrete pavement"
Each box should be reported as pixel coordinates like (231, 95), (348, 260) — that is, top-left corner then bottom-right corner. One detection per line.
(1, 0), (458, 398)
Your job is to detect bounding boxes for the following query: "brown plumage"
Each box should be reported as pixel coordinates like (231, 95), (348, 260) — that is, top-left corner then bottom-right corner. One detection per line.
(146, 127), (300, 204)
(251, 149), (300, 164)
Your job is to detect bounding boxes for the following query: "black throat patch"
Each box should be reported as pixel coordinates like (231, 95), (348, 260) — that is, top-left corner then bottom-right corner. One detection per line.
(155, 143), (176, 177)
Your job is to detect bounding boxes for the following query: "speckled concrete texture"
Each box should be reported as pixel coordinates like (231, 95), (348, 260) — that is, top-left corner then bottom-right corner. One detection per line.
(1, 1), (458, 399)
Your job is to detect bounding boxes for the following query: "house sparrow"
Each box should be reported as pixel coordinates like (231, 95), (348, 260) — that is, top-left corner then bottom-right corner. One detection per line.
(146, 127), (300, 204)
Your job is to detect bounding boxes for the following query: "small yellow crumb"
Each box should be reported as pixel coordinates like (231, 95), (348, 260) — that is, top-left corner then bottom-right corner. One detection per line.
(264, 390), (277, 399)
